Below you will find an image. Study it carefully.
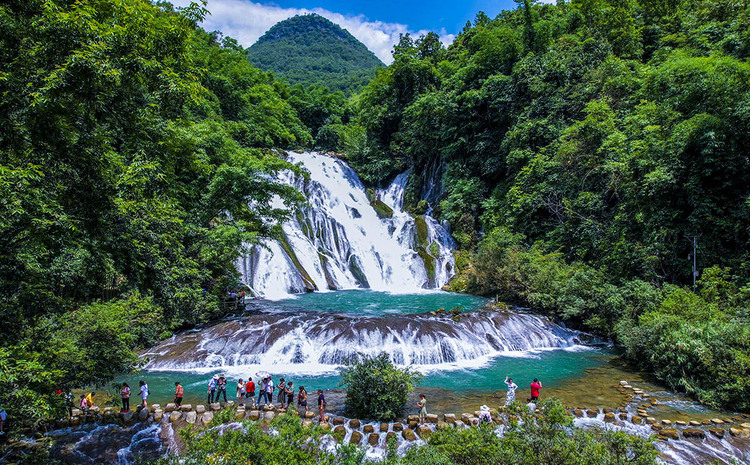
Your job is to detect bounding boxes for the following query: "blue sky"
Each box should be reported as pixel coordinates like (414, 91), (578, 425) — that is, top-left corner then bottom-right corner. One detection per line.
(169, 0), (536, 64)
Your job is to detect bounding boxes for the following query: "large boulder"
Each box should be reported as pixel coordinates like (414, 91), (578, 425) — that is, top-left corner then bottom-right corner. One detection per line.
(402, 428), (416, 441)
(709, 428), (725, 439)
(729, 427), (750, 438)
(604, 413), (615, 423)
(195, 405), (206, 414)
(417, 425), (432, 439)
(164, 403), (177, 413)
(202, 412), (214, 425)
(169, 411), (182, 423)
(138, 407), (150, 422)
(185, 411), (197, 425)
(349, 419), (361, 429)
(392, 422), (403, 431)
(349, 431), (363, 445)
(683, 428), (706, 439)
(380, 422), (389, 432)
(153, 410), (164, 422)
(661, 429), (679, 440)
(426, 414), (439, 424)
(363, 424), (374, 434)
(180, 404), (192, 412)
(368, 433), (380, 446)
(332, 417), (345, 426)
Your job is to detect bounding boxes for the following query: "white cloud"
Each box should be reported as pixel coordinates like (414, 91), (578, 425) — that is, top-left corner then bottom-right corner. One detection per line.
(168, 0), (455, 64)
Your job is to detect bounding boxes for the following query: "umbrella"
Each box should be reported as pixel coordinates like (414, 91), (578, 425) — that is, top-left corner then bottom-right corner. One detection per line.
(256, 371), (270, 379)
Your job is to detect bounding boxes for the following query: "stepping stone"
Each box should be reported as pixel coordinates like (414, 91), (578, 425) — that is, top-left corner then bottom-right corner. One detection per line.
(729, 427), (750, 438)
(363, 424), (374, 434)
(180, 404), (192, 412)
(402, 428), (416, 441)
(195, 405), (206, 414)
(380, 422), (389, 432)
(185, 411), (197, 424)
(688, 421), (700, 426)
(349, 419), (361, 429)
(683, 428), (705, 439)
(710, 428), (725, 439)
(710, 418), (724, 425)
(661, 429), (679, 440)
(392, 422), (403, 431)
(661, 420), (671, 426)
(368, 433), (380, 446)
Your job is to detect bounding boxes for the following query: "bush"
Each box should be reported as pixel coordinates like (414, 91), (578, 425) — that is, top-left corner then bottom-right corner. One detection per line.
(339, 353), (422, 421)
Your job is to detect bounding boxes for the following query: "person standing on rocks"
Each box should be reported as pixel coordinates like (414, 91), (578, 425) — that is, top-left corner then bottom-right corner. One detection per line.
(217, 374), (228, 403)
(277, 378), (287, 408)
(64, 390), (74, 417)
(85, 392), (95, 409)
(174, 382), (184, 407)
(236, 379), (245, 406)
(504, 376), (517, 405)
(79, 394), (87, 412)
(298, 386), (308, 413)
(207, 374), (218, 404)
(286, 381), (294, 409)
(120, 383), (130, 412)
(245, 378), (256, 408)
(526, 398), (536, 415)
(265, 377), (274, 407)
(257, 377), (267, 407)
(530, 378), (542, 402)
(417, 393), (427, 425)
(139, 380), (149, 408)
(317, 389), (326, 422)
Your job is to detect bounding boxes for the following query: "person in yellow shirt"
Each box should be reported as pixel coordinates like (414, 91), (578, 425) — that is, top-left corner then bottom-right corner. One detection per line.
(85, 392), (95, 408)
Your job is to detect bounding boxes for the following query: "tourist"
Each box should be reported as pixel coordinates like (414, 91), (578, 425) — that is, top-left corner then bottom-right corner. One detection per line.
(298, 386), (308, 413)
(504, 376), (518, 405)
(85, 392), (95, 409)
(0, 407), (5, 433)
(207, 374), (218, 404)
(174, 382), (184, 407)
(245, 377), (256, 408)
(478, 405), (492, 424)
(217, 373), (228, 403)
(317, 389), (326, 422)
(277, 378), (287, 408)
(526, 398), (536, 415)
(120, 383), (130, 412)
(530, 378), (542, 401)
(236, 378), (245, 406)
(417, 393), (427, 425)
(257, 377), (267, 407)
(79, 394), (87, 412)
(286, 381), (294, 410)
(265, 377), (274, 407)
(64, 390), (74, 417)
(139, 380), (149, 408)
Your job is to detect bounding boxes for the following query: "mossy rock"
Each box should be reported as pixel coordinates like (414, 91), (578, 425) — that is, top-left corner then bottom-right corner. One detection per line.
(278, 234), (317, 291)
(413, 200), (428, 215)
(371, 199), (393, 219)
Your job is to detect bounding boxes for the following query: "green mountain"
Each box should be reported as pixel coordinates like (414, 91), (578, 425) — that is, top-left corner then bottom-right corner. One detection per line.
(246, 13), (384, 93)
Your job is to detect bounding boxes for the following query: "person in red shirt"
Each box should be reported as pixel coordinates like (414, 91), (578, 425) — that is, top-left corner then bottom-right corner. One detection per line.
(174, 381), (184, 407)
(245, 377), (256, 408)
(530, 378), (542, 401)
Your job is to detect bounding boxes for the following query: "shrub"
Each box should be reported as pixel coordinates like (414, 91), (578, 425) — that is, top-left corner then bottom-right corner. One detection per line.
(339, 353), (422, 421)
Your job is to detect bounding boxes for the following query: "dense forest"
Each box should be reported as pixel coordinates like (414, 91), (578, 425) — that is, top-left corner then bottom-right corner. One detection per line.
(247, 14), (384, 94)
(345, 0), (750, 410)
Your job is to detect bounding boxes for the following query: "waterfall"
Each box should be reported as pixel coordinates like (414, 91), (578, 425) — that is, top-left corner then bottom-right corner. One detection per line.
(238, 152), (455, 299)
(143, 310), (581, 374)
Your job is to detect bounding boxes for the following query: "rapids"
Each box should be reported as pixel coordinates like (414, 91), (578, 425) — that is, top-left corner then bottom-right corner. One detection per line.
(237, 151), (455, 299)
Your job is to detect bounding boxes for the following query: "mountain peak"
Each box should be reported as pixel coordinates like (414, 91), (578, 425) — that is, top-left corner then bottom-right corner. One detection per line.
(247, 14), (384, 94)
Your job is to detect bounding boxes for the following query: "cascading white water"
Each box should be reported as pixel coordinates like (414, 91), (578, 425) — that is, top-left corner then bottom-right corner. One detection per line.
(238, 152), (455, 299)
(143, 310), (581, 374)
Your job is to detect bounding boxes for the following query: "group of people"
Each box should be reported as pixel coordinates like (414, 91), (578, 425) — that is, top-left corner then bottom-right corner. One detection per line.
(504, 376), (543, 412)
(116, 381), (150, 413)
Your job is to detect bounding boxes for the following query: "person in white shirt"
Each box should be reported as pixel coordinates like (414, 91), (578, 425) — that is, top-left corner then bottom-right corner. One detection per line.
(504, 376), (517, 405)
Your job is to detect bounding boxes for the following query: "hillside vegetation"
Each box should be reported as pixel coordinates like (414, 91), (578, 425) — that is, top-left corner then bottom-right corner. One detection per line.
(345, 0), (750, 411)
(247, 13), (384, 94)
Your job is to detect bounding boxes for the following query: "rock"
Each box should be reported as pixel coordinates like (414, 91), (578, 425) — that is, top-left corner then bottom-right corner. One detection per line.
(185, 411), (197, 424)
(604, 413), (615, 422)
(262, 404), (275, 411)
(573, 409), (584, 417)
(386, 432), (397, 443)
(169, 411), (182, 423)
(304, 411), (315, 419)
(302, 420), (313, 428)
(210, 403), (221, 411)
(722, 418), (733, 424)
(349, 419), (361, 429)
(417, 425), (432, 439)
(631, 416), (642, 424)
(642, 394), (650, 399)
(226, 401), (234, 407)
(332, 417), (344, 426)
(70, 417), (80, 427)
(195, 405), (206, 414)
(620, 380), (628, 386)
(408, 419), (418, 429)
(164, 403), (176, 413)
(603, 407), (613, 414)
(392, 422), (403, 431)
(437, 421), (451, 430)
(333, 425), (346, 438)
(709, 428), (725, 439)
(619, 413), (628, 420)
(646, 417), (656, 425)
(319, 422), (331, 432)
(688, 421), (700, 426)
(444, 413), (456, 423)
(743, 423), (750, 429)
(368, 433), (380, 446)
(461, 413), (473, 424)
(651, 424), (663, 431)
(426, 414), (439, 424)
(180, 404), (192, 412)
(380, 422), (389, 432)
(72, 409), (82, 417)
(202, 412), (214, 425)
(623, 385), (632, 389)
(683, 428), (706, 439)
(248, 410), (260, 421)
(263, 411), (275, 421)
(235, 409), (246, 420)
(150, 404), (160, 412)
(402, 428), (416, 441)
(702, 420), (711, 425)
(363, 424), (374, 434)
(349, 431), (363, 444)
(138, 407), (150, 421)
(153, 410), (164, 422)
(729, 427), (750, 438)
(586, 408), (599, 418)
(661, 429), (679, 440)
(710, 418), (724, 425)
(661, 420), (672, 426)
(650, 399), (659, 405)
